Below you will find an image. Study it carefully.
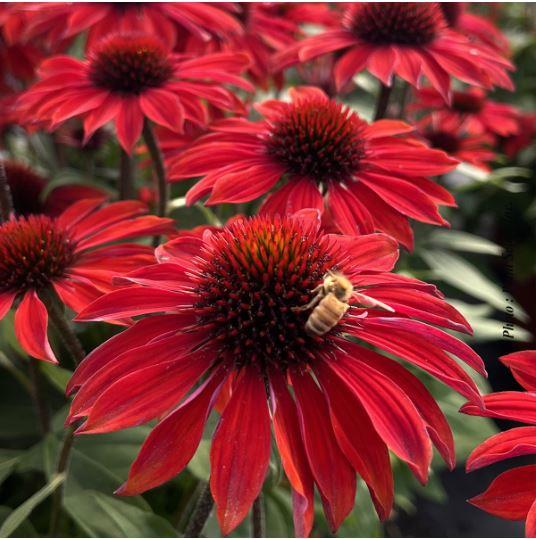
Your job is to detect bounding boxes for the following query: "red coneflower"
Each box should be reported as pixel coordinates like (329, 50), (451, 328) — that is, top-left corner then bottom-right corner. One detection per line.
(462, 350), (536, 538)
(274, 2), (514, 102)
(413, 87), (519, 137)
(71, 211), (485, 536)
(418, 114), (496, 171)
(18, 33), (252, 153)
(503, 113), (536, 159)
(0, 198), (173, 363)
(2, 160), (105, 216)
(9, 2), (243, 51)
(169, 86), (457, 250)
(439, 3), (510, 54)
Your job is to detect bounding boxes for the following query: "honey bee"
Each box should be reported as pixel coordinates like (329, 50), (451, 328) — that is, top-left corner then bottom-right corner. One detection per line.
(293, 271), (353, 336)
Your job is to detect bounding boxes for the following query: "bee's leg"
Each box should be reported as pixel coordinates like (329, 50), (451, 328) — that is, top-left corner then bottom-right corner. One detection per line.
(292, 286), (323, 312)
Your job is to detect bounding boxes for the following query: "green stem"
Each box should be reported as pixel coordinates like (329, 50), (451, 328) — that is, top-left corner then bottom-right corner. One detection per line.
(396, 80), (411, 120)
(29, 360), (50, 435)
(143, 120), (168, 218)
(373, 82), (393, 121)
(48, 425), (76, 537)
(39, 287), (85, 367)
(0, 160), (14, 222)
(183, 481), (214, 537)
(119, 149), (135, 200)
(252, 494), (265, 538)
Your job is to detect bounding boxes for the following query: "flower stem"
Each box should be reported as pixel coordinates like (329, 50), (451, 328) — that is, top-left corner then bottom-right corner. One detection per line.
(29, 359), (50, 435)
(48, 424), (76, 537)
(0, 160), (14, 222)
(183, 481), (214, 537)
(252, 494), (265, 538)
(143, 120), (168, 218)
(119, 148), (135, 200)
(373, 82), (393, 121)
(396, 80), (411, 119)
(39, 287), (85, 367)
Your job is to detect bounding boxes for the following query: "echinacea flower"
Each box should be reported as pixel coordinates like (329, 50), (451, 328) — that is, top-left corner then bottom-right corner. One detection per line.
(9, 2), (243, 52)
(439, 2), (510, 54)
(417, 113), (497, 171)
(169, 86), (458, 250)
(0, 198), (173, 363)
(413, 87), (519, 137)
(417, 114), (496, 171)
(71, 211), (485, 536)
(2, 159), (105, 216)
(274, 2), (514, 102)
(461, 350), (536, 538)
(503, 113), (536, 159)
(17, 33), (252, 153)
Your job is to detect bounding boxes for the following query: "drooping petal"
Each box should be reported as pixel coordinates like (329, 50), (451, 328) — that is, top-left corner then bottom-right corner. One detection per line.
(339, 341), (455, 469)
(270, 372), (315, 538)
(0, 291), (16, 320)
(210, 369), (271, 535)
(469, 465), (536, 521)
(500, 351), (536, 392)
(77, 352), (212, 434)
(67, 314), (192, 394)
(315, 362), (393, 520)
(115, 97), (144, 154)
(14, 290), (57, 364)
(117, 368), (225, 495)
(461, 392), (536, 425)
(466, 427), (536, 472)
(331, 351), (432, 484)
(291, 370), (356, 532)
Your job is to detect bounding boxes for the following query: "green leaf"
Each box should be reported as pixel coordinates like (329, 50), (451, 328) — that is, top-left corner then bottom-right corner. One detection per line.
(449, 300), (532, 343)
(428, 230), (504, 256)
(0, 507), (37, 538)
(187, 439), (210, 481)
(38, 363), (73, 394)
(0, 451), (21, 487)
(421, 249), (528, 321)
(0, 473), (65, 538)
(64, 491), (179, 538)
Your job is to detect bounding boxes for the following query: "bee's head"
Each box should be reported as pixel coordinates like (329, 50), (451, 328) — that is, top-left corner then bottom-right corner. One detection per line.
(324, 271), (353, 301)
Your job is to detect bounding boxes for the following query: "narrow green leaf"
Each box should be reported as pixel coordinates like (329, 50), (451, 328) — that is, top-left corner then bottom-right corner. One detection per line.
(0, 451), (21, 487)
(64, 491), (179, 538)
(422, 249), (528, 321)
(428, 230), (503, 255)
(0, 473), (65, 537)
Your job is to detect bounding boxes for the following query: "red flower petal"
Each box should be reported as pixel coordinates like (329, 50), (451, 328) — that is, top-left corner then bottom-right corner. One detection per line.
(327, 181), (375, 235)
(68, 333), (201, 422)
(500, 351), (536, 392)
(14, 290), (57, 364)
(78, 353), (211, 434)
(315, 362), (393, 521)
(332, 352), (432, 484)
(67, 314), (191, 394)
(291, 371), (356, 532)
(461, 392), (536, 425)
(117, 368), (225, 495)
(0, 291), (16, 320)
(210, 369), (271, 535)
(326, 233), (399, 273)
(467, 426), (536, 472)
(469, 465), (536, 521)
(139, 88), (185, 134)
(270, 372), (315, 538)
(75, 286), (191, 321)
(115, 97), (144, 154)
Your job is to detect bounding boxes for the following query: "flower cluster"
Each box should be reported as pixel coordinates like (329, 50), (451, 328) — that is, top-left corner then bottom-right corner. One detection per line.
(0, 3), (534, 538)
